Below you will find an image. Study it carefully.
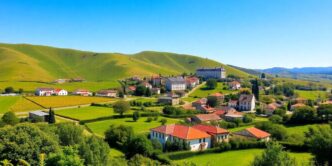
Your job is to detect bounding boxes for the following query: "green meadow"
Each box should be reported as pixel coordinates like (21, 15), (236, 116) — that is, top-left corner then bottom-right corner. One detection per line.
(294, 90), (328, 100)
(86, 117), (180, 136)
(0, 96), (20, 114)
(188, 82), (237, 100)
(172, 149), (313, 166)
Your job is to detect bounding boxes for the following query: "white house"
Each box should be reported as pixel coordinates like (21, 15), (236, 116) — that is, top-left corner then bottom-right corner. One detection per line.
(96, 90), (117, 97)
(192, 124), (230, 144)
(196, 67), (226, 79)
(54, 89), (68, 96)
(238, 94), (256, 112)
(35, 88), (54, 96)
(186, 77), (200, 89)
(150, 124), (211, 151)
(229, 81), (241, 90)
(165, 77), (186, 91)
(72, 89), (92, 96)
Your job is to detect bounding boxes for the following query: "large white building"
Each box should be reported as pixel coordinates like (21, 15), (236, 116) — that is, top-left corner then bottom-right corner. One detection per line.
(150, 124), (211, 151)
(238, 94), (256, 112)
(196, 67), (226, 79)
(35, 88), (55, 96)
(165, 77), (186, 91)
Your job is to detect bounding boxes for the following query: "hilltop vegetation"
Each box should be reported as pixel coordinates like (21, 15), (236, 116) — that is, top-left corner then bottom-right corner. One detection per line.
(0, 43), (250, 82)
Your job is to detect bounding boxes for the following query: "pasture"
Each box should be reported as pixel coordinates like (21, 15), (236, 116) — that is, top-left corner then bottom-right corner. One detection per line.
(188, 82), (237, 99)
(0, 96), (20, 114)
(86, 117), (180, 136)
(26, 96), (117, 108)
(0, 96), (43, 113)
(55, 106), (131, 121)
(172, 149), (313, 166)
(295, 90), (328, 100)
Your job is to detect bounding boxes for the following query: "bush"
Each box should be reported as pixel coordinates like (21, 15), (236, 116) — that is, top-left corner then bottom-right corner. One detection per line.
(269, 115), (283, 124)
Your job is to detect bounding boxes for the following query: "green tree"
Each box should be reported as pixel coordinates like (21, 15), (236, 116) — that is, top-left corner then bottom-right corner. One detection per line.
(261, 73), (266, 79)
(46, 146), (84, 166)
(1, 111), (19, 126)
(305, 125), (332, 165)
(206, 79), (217, 90)
(251, 142), (296, 166)
(317, 104), (332, 121)
(78, 136), (110, 166)
(269, 115), (283, 124)
(55, 123), (84, 146)
(290, 106), (316, 124)
(113, 101), (130, 117)
(255, 122), (288, 140)
(134, 85), (147, 96)
(126, 135), (154, 158)
(207, 96), (220, 107)
(145, 88), (152, 97)
(160, 118), (167, 125)
(104, 125), (134, 150)
(0, 123), (60, 165)
(48, 108), (56, 124)
(132, 111), (140, 122)
(127, 154), (160, 166)
(4, 87), (14, 94)
(251, 79), (259, 101)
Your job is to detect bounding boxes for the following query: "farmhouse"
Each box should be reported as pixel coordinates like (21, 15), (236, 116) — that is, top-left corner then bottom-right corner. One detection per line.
(54, 89), (68, 96)
(192, 98), (208, 111)
(291, 103), (306, 111)
(186, 76), (200, 89)
(150, 124), (211, 151)
(229, 81), (241, 90)
(193, 124), (230, 144)
(151, 75), (163, 86)
(165, 77), (186, 91)
(35, 88), (54, 96)
(141, 82), (153, 89)
(158, 96), (180, 105)
(238, 94), (256, 112)
(228, 100), (238, 108)
(208, 92), (224, 103)
(190, 114), (221, 123)
(29, 111), (49, 122)
(72, 89), (92, 96)
(233, 127), (271, 142)
(265, 103), (281, 116)
(196, 67), (226, 79)
(96, 90), (117, 97)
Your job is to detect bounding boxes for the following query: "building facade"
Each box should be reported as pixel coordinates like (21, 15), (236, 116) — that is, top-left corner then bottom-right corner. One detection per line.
(196, 67), (226, 79)
(165, 77), (186, 91)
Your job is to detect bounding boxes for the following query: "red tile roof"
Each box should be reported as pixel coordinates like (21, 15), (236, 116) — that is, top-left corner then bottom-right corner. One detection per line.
(214, 110), (226, 116)
(210, 92), (224, 97)
(193, 98), (207, 105)
(151, 124), (210, 140)
(193, 124), (229, 135)
(194, 114), (221, 121)
(246, 127), (270, 139)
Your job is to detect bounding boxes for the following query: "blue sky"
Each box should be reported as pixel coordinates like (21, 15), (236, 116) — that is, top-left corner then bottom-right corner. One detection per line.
(0, 0), (331, 68)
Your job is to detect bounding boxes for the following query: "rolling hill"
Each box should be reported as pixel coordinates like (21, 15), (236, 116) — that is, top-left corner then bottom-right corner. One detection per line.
(0, 43), (250, 82)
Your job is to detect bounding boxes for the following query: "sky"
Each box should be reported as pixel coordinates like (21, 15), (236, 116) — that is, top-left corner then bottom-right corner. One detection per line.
(0, 0), (331, 69)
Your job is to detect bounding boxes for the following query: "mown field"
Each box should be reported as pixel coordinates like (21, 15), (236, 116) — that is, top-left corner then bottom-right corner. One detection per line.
(55, 106), (132, 121)
(86, 117), (180, 136)
(0, 96), (43, 113)
(0, 81), (120, 92)
(295, 90), (329, 100)
(172, 149), (313, 166)
(26, 96), (117, 108)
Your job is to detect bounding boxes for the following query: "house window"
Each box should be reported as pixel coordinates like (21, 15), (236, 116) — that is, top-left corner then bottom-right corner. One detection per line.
(203, 138), (206, 142)
(199, 139), (202, 143)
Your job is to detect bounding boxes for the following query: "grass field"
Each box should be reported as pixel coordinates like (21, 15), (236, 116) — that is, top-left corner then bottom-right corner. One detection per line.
(295, 90), (329, 100)
(285, 124), (330, 136)
(26, 96), (117, 108)
(0, 96), (43, 113)
(172, 149), (313, 166)
(86, 117), (180, 136)
(0, 96), (20, 113)
(55, 106), (132, 121)
(187, 82), (237, 100)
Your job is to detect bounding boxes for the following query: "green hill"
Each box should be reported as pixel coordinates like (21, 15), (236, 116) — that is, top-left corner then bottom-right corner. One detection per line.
(0, 43), (250, 82)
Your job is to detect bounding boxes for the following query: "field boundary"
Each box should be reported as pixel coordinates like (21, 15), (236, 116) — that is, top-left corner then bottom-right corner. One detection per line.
(23, 96), (47, 109)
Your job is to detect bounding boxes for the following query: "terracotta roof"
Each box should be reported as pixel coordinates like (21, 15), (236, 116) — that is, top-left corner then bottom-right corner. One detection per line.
(151, 124), (210, 140)
(239, 94), (255, 103)
(186, 77), (199, 83)
(193, 98), (208, 105)
(214, 110), (226, 116)
(245, 127), (271, 139)
(210, 92), (224, 97)
(54, 89), (65, 93)
(128, 86), (136, 91)
(201, 106), (216, 113)
(291, 103), (306, 108)
(193, 124), (229, 135)
(194, 114), (221, 122)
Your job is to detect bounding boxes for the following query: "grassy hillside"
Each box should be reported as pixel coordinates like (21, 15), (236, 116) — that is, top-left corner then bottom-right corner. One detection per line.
(0, 43), (250, 82)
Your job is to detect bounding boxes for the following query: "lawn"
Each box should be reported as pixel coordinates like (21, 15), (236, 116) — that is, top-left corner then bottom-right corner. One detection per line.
(26, 96), (117, 108)
(86, 117), (180, 136)
(172, 149), (313, 166)
(295, 90), (328, 100)
(0, 96), (20, 114)
(188, 82), (237, 99)
(0, 81), (120, 92)
(285, 124), (330, 136)
(55, 106), (131, 121)
(0, 96), (43, 113)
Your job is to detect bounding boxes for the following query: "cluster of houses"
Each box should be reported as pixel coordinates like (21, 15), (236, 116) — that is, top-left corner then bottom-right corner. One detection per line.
(35, 88), (117, 97)
(150, 124), (270, 151)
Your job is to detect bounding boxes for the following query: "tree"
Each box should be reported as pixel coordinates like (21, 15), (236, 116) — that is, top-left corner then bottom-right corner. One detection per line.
(269, 115), (283, 124)
(261, 73), (266, 79)
(56, 123), (84, 146)
(251, 79), (259, 101)
(206, 79), (217, 90)
(317, 104), (332, 121)
(145, 88), (152, 97)
(251, 142), (296, 166)
(133, 111), (140, 122)
(134, 85), (147, 96)
(287, 100), (292, 111)
(1, 111), (19, 126)
(48, 107), (56, 124)
(290, 106), (316, 124)
(104, 125), (134, 150)
(305, 125), (332, 165)
(113, 101), (130, 116)
(18, 88), (24, 94)
(255, 122), (288, 140)
(126, 135), (154, 158)
(127, 154), (160, 166)
(46, 146), (84, 166)
(4, 87), (14, 94)
(0, 123), (60, 165)
(207, 96), (220, 107)
(78, 136), (110, 166)
(160, 118), (167, 125)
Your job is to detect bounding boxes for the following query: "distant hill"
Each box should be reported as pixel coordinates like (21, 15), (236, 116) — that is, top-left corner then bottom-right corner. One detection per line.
(228, 65), (263, 77)
(0, 43), (250, 82)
